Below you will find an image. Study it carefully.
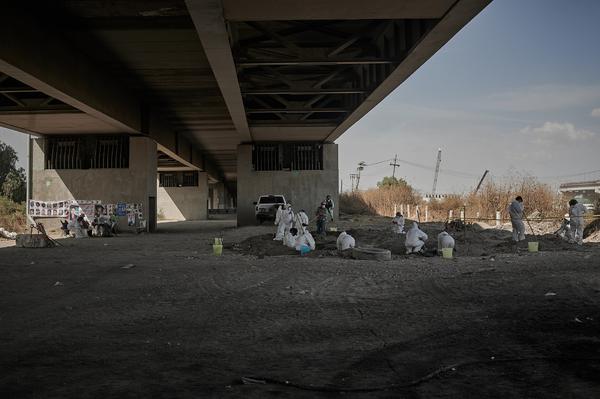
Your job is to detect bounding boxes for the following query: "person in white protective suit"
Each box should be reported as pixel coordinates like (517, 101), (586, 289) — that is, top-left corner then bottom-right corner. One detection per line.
(295, 229), (316, 251)
(507, 196), (525, 242)
(68, 216), (89, 239)
(437, 231), (455, 255)
(325, 195), (335, 221)
(391, 212), (405, 234)
(555, 213), (572, 240)
(405, 222), (428, 254)
(284, 227), (299, 248)
(294, 209), (310, 232)
(568, 199), (587, 245)
(336, 231), (356, 251)
(274, 203), (294, 241)
(273, 205), (284, 240)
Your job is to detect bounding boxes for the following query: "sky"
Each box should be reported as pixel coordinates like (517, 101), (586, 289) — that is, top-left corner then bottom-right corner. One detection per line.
(337, 0), (600, 193)
(1, 0), (600, 192)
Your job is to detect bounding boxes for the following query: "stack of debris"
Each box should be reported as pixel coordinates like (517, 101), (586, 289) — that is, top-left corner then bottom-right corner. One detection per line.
(0, 227), (17, 240)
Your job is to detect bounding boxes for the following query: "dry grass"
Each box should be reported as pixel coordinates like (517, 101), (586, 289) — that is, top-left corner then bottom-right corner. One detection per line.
(466, 175), (565, 220)
(341, 175), (565, 222)
(340, 185), (419, 217)
(0, 196), (27, 233)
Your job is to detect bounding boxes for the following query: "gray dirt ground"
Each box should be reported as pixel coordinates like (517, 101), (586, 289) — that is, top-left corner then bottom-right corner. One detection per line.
(1, 216), (600, 398)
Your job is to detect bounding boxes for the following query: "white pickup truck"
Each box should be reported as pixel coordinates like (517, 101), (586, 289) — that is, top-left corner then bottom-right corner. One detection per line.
(254, 194), (287, 224)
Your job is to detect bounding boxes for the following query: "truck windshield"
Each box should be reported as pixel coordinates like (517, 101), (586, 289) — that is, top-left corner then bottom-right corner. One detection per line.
(259, 196), (284, 204)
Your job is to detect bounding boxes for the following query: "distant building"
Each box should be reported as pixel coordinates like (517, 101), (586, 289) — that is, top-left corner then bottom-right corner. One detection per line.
(559, 180), (600, 212)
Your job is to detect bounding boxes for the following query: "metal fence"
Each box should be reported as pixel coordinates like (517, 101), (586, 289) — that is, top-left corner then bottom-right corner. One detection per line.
(45, 135), (129, 169)
(253, 143), (323, 171)
(159, 171), (199, 187)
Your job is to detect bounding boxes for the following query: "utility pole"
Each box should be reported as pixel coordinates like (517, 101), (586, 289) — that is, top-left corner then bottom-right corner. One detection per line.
(390, 154), (400, 178)
(356, 161), (366, 191)
(350, 173), (358, 191)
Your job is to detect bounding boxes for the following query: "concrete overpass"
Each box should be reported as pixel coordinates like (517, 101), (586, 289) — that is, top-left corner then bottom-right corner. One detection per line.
(0, 0), (490, 229)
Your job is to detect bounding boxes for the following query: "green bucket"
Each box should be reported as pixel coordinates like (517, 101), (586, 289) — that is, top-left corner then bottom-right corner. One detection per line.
(213, 244), (223, 256)
(442, 247), (453, 259)
(528, 241), (539, 252)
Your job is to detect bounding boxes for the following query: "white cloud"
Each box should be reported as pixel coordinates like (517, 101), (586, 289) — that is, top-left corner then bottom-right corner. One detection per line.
(591, 108), (600, 117)
(486, 84), (600, 112)
(520, 121), (596, 143)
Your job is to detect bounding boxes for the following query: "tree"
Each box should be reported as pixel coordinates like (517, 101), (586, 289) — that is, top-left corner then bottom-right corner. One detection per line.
(0, 141), (19, 189)
(2, 167), (26, 203)
(0, 140), (26, 203)
(377, 176), (411, 189)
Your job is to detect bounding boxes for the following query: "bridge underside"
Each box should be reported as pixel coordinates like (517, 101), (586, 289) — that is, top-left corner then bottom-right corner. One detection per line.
(0, 0), (490, 226)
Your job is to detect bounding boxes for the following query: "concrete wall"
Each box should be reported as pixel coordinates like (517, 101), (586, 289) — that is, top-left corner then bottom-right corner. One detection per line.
(209, 182), (236, 209)
(31, 136), (157, 231)
(237, 143), (338, 226)
(157, 172), (208, 220)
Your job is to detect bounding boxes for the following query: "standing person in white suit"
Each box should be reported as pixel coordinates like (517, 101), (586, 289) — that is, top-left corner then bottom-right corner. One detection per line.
(294, 209), (310, 232)
(507, 196), (525, 242)
(568, 199), (587, 245)
(273, 204), (284, 240)
(274, 204), (294, 241)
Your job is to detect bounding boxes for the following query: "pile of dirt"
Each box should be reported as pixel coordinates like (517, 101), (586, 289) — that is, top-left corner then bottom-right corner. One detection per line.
(232, 232), (341, 257)
(584, 218), (600, 242)
(233, 218), (588, 259)
(231, 234), (298, 256)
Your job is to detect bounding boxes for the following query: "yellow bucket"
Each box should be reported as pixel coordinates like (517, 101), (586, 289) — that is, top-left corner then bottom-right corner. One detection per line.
(528, 241), (539, 252)
(442, 247), (453, 259)
(213, 244), (223, 256)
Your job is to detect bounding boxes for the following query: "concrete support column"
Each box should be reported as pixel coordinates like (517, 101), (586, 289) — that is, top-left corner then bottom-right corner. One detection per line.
(31, 136), (157, 232)
(236, 143), (339, 226)
(157, 172), (208, 221)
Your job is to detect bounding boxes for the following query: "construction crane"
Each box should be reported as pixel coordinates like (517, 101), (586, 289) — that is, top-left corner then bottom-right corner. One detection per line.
(431, 148), (442, 195)
(473, 170), (489, 194)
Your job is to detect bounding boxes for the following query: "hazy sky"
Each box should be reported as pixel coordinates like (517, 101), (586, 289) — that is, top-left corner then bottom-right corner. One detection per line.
(2, 0), (600, 192)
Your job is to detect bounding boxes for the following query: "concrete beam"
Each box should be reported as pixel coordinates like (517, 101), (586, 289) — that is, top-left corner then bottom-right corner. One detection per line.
(222, 0), (455, 20)
(0, 4), (226, 182)
(0, 5), (139, 134)
(325, 0), (491, 142)
(185, 0), (252, 142)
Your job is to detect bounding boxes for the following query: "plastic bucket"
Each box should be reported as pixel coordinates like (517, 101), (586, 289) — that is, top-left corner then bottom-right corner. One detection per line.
(300, 244), (311, 256)
(213, 244), (223, 256)
(528, 241), (539, 252)
(442, 247), (453, 259)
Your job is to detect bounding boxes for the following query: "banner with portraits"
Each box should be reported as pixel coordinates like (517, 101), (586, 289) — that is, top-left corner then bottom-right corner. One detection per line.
(29, 199), (143, 221)
(28, 200), (76, 218)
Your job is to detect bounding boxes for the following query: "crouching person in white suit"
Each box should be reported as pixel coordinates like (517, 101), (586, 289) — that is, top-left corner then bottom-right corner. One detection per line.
(405, 222), (428, 254)
(295, 229), (316, 252)
(336, 231), (356, 251)
(437, 231), (455, 255)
